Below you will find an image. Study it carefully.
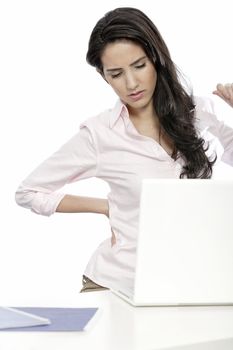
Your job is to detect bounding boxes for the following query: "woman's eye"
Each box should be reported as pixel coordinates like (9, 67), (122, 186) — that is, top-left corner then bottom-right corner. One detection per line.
(111, 63), (145, 78)
(135, 63), (146, 69)
(111, 72), (122, 79)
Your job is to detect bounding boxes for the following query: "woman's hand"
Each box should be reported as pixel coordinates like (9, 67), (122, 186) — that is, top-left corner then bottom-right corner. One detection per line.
(213, 83), (233, 108)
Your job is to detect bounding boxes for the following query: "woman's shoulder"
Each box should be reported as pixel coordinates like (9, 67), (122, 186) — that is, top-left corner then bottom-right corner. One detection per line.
(79, 109), (110, 129)
(194, 95), (216, 115)
(194, 94), (232, 125)
(79, 100), (122, 131)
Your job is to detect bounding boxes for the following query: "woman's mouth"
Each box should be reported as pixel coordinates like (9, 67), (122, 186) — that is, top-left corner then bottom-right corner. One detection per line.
(128, 90), (145, 101)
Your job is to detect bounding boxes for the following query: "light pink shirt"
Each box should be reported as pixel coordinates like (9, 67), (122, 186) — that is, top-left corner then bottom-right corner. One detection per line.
(15, 96), (233, 290)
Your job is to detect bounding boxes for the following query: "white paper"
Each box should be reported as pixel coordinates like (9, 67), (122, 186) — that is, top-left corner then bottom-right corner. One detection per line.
(0, 307), (51, 329)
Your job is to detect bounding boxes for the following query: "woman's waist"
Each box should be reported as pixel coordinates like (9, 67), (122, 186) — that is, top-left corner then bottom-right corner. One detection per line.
(110, 217), (139, 246)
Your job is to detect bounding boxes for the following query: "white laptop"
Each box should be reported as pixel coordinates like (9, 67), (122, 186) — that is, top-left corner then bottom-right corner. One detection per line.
(162, 337), (233, 350)
(112, 179), (233, 306)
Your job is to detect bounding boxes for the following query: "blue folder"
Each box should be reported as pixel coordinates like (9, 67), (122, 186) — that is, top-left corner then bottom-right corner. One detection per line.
(0, 307), (99, 331)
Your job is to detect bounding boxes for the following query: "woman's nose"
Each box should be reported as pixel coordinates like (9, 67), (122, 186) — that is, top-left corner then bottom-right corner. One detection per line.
(125, 72), (139, 91)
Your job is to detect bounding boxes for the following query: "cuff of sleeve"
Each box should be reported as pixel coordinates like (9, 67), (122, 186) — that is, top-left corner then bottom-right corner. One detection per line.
(31, 192), (66, 216)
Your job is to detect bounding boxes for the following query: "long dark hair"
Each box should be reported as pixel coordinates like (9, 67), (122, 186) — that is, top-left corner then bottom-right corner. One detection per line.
(86, 7), (216, 178)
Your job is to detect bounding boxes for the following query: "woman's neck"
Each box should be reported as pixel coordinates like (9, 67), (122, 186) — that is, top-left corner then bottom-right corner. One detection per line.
(128, 103), (158, 127)
(128, 103), (175, 157)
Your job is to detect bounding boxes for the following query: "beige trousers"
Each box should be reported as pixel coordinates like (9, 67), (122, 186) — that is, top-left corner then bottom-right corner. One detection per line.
(80, 275), (109, 293)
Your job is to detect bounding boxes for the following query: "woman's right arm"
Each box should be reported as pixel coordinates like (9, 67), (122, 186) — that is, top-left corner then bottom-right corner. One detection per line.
(56, 194), (109, 217)
(15, 125), (107, 216)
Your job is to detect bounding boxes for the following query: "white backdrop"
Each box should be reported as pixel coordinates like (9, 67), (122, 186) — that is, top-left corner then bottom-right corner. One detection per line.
(0, 0), (232, 303)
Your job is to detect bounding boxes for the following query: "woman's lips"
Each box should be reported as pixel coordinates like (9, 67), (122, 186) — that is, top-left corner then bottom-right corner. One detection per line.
(128, 90), (145, 101)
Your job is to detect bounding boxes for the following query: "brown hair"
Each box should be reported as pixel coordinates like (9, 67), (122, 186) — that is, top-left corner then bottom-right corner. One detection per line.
(86, 7), (216, 178)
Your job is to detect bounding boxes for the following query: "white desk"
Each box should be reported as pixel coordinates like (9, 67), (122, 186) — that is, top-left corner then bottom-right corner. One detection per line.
(0, 291), (233, 350)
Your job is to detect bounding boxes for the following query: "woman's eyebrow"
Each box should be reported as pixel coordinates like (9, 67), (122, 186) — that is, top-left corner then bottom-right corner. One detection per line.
(106, 56), (147, 72)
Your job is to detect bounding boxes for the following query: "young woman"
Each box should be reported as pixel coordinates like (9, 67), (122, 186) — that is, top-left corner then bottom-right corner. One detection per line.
(15, 7), (233, 293)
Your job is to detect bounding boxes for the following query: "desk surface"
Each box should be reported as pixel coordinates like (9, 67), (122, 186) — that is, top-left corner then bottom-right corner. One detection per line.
(0, 291), (233, 350)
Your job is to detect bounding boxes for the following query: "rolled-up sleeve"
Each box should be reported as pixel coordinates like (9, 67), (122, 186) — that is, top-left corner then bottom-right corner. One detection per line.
(15, 124), (98, 216)
(195, 95), (233, 167)
(209, 97), (233, 166)
(217, 120), (233, 166)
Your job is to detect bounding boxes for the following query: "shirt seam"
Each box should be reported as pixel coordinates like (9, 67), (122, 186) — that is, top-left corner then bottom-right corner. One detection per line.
(88, 125), (99, 177)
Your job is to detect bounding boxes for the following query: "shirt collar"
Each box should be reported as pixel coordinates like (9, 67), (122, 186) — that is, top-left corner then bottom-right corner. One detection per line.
(109, 99), (129, 129)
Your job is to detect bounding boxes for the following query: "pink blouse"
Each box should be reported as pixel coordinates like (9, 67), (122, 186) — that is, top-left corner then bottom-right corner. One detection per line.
(15, 96), (233, 290)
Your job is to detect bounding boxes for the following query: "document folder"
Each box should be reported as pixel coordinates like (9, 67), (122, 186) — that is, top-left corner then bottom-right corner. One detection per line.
(0, 307), (99, 331)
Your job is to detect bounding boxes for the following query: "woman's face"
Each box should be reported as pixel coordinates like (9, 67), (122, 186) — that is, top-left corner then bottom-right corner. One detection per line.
(101, 40), (157, 114)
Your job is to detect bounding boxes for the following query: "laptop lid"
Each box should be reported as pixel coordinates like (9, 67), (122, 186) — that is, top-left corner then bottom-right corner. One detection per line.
(132, 179), (233, 306)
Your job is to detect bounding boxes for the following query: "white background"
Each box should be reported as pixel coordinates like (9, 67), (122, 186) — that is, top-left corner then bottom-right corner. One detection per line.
(0, 0), (232, 303)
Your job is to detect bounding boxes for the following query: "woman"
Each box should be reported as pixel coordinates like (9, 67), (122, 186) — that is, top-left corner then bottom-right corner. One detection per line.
(15, 7), (233, 293)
